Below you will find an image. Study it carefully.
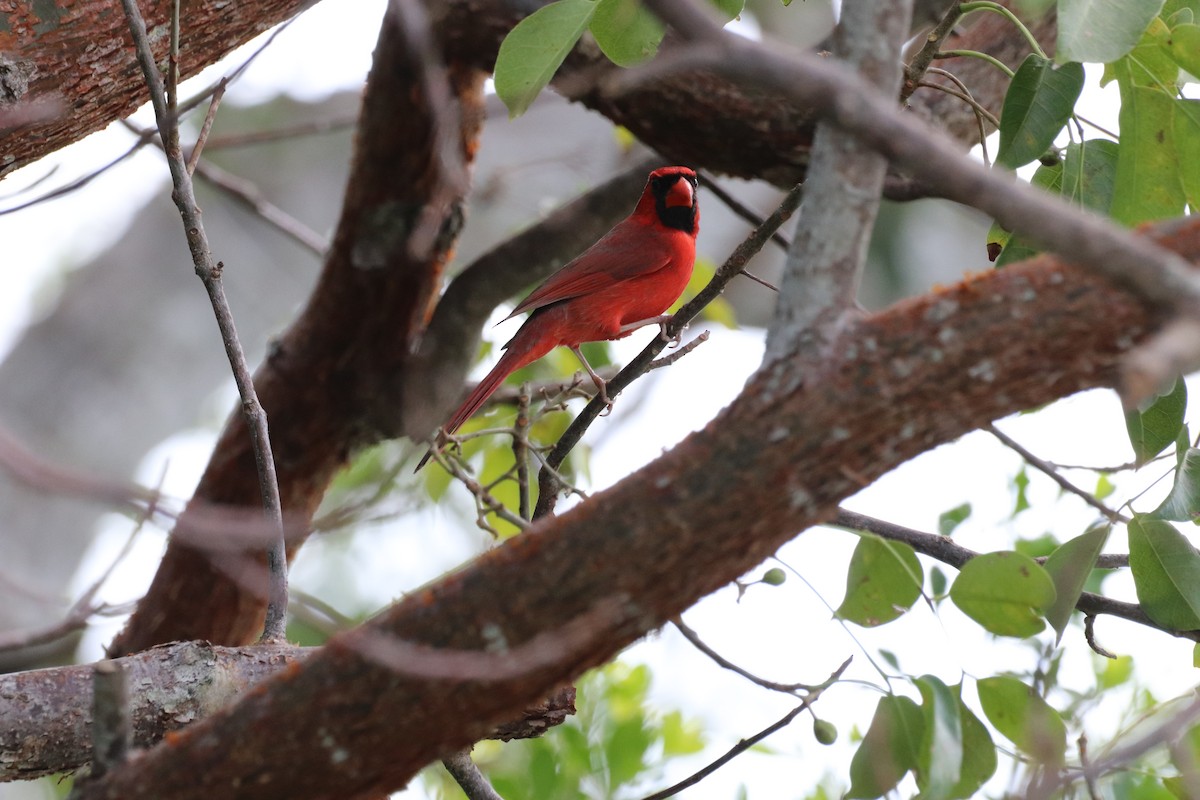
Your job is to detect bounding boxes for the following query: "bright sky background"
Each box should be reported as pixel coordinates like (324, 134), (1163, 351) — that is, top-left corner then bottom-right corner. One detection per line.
(0, 3), (1192, 800)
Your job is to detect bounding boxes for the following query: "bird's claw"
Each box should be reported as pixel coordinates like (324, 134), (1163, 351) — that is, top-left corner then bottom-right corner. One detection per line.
(658, 319), (683, 349)
(596, 382), (615, 416)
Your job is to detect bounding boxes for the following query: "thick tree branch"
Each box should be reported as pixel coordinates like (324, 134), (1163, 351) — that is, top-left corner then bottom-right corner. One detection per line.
(73, 216), (1200, 800)
(0, 0), (312, 176)
(1, 642), (575, 782)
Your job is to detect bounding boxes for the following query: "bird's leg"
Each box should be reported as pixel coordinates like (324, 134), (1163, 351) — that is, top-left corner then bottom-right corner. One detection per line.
(570, 345), (614, 414)
(618, 314), (683, 348)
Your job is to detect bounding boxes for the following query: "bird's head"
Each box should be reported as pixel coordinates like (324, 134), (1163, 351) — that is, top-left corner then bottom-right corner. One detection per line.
(646, 166), (699, 235)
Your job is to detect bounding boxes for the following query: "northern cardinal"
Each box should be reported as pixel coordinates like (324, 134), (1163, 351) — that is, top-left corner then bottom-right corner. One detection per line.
(418, 165), (699, 469)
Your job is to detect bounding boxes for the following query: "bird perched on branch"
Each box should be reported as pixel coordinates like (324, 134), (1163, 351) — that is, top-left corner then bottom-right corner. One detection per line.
(417, 165), (700, 470)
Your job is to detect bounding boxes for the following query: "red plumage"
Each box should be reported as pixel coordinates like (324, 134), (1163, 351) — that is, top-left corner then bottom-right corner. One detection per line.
(421, 166), (699, 467)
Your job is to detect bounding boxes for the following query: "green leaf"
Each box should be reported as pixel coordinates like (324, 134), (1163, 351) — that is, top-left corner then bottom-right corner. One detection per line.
(915, 675), (963, 800)
(938, 503), (972, 536)
(1098, 654), (1134, 688)
(1012, 464), (1032, 516)
(589, 0), (663, 67)
(661, 710), (706, 755)
(1173, 100), (1200, 207)
(950, 551), (1056, 637)
(1152, 447), (1200, 521)
(976, 676), (1067, 764)
(847, 695), (924, 799)
(1058, 0), (1168, 63)
(710, 0), (745, 19)
(1043, 525), (1111, 642)
(1061, 139), (1120, 212)
(997, 55), (1085, 169)
(1128, 515), (1200, 629)
(1125, 376), (1187, 465)
(995, 160), (1063, 266)
(930, 567), (948, 599)
(952, 694), (998, 798)
(1111, 88), (1189, 224)
(493, 0), (596, 117)
(836, 536), (924, 627)
(1165, 22), (1200, 76)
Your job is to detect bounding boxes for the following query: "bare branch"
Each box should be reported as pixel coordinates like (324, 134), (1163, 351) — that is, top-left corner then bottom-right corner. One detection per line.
(442, 751), (504, 800)
(120, 0), (289, 642)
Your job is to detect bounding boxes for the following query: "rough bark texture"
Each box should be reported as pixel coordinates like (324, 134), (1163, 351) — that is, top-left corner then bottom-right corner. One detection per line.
(72, 217), (1200, 800)
(0, 642), (575, 780)
(0, 0), (311, 176)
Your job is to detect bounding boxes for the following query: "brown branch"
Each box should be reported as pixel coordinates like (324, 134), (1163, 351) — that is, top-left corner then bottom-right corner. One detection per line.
(0, 0), (312, 176)
(441, 751), (504, 800)
(986, 423), (1127, 523)
(71, 213), (1200, 800)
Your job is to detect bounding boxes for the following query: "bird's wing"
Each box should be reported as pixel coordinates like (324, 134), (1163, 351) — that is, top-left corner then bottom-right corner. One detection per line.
(505, 219), (674, 319)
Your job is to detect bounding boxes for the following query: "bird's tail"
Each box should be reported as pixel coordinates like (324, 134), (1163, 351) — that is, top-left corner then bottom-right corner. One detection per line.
(415, 329), (553, 471)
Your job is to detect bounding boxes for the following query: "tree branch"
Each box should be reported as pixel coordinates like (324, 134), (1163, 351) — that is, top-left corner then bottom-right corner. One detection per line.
(765, 0), (911, 360)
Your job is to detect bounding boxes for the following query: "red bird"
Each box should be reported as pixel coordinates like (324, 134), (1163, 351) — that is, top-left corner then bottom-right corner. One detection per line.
(420, 165), (699, 468)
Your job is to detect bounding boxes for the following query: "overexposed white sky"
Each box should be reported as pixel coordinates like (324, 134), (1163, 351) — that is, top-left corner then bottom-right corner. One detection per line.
(1, 3), (1192, 800)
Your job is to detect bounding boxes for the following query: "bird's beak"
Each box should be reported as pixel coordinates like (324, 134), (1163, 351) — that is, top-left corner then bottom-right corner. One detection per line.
(664, 177), (694, 209)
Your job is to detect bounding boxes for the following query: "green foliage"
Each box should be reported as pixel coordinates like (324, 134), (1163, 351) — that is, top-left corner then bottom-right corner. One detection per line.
(450, 663), (704, 800)
(494, 0), (741, 117)
(1042, 525), (1110, 642)
(1125, 376), (1187, 465)
(938, 502), (972, 536)
(996, 55), (1085, 169)
(976, 676), (1067, 764)
(847, 695), (923, 798)
(950, 551), (1056, 637)
(590, 0), (664, 67)
(494, 0), (597, 117)
(1058, 0), (1168, 63)
(1128, 515), (1200, 628)
(835, 535), (923, 627)
(1151, 446), (1200, 521)
(846, 683), (995, 800)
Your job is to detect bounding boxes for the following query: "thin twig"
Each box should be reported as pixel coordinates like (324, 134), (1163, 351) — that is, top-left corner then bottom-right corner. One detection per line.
(648, 330), (710, 370)
(442, 750), (504, 800)
(513, 383), (532, 521)
(638, 657), (851, 800)
(202, 116), (358, 150)
(186, 78), (227, 175)
(697, 171), (791, 252)
(986, 423), (1127, 523)
(120, 0), (288, 643)
(432, 447), (530, 534)
(902, 1), (966, 102)
(672, 616), (815, 694)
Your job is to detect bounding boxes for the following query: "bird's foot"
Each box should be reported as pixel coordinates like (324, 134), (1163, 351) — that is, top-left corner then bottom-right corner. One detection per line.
(595, 381), (615, 416)
(658, 318), (683, 349)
